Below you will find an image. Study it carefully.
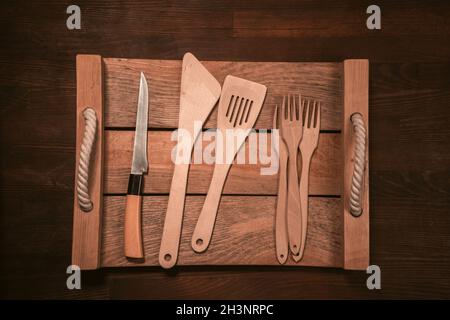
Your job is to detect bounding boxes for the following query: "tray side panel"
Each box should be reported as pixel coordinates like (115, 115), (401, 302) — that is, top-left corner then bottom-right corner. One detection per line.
(72, 55), (104, 270)
(342, 59), (370, 270)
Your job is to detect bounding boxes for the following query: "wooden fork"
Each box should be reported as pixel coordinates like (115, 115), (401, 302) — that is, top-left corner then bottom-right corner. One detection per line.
(294, 99), (321, 262)
(273, 105), (289, 264)
(279, 94), (303, 255)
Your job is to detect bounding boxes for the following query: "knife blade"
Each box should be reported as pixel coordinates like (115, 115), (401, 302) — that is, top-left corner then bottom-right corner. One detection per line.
(124, 72), (148, 259)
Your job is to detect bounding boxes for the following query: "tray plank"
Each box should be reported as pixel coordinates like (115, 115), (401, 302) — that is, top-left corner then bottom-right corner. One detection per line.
(101, 196), (342, 267)
(104, 131), (342, 195)
(104, 59), (342, 130)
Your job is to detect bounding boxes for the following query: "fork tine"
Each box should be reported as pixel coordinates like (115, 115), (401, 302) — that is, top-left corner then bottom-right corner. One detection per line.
(292, 94), (297, 120)
(301, 98), (306, 126)
(273, 105), (278, 129)
(287, 94), (291, 121)
(313, 101), (318, 128)
(305, 100), (310, 128)
(298, 93), (302, 122)
(281, 95), (286, 120)
(315, 101), (321, 129)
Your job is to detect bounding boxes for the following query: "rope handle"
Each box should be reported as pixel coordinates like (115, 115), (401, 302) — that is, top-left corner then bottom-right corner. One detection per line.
(77, 108), (97, 212)
(349, 113), (366, 217)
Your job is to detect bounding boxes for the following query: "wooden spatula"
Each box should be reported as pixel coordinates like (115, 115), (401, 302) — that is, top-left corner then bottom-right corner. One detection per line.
(159, 53), (221, 269)
(191, 75), (267, 253)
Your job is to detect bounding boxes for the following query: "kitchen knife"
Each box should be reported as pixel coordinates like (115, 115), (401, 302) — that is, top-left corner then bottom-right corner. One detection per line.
(124, 72), (149, 259)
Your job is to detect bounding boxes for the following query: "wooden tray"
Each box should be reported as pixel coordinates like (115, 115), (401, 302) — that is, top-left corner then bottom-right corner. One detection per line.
(72, 55), (369, 270)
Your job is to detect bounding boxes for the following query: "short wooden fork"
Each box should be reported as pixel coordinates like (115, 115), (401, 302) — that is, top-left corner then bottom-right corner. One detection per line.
(294, 99), (321, 262)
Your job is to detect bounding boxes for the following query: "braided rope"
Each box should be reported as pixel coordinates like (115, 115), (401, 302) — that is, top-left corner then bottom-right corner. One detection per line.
(77, 108), (97, 212)
(349, 113), (366, 217)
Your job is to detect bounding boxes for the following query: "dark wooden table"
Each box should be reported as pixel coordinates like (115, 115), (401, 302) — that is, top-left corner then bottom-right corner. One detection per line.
(1, 0), (449, 299)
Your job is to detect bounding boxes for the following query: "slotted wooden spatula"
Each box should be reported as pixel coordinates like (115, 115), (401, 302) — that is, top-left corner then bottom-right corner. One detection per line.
(191, 75), (267, 253)
(159, 53), (221, 268)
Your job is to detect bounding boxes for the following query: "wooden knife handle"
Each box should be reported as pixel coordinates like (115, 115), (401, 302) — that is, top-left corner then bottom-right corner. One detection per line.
(124, 174), (144, 259)
(159, 162), (190, 268)
(191, 163), (231, 253)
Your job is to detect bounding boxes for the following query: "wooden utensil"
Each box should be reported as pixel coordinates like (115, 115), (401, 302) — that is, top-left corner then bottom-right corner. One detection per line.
(191, 75), (267, 253)
(273, 106), (289, 264)
(293, 99), (321, 262)
(279, 94), (303, 255)
(124, 72), (148, 259)
(159, 53), (221, 268)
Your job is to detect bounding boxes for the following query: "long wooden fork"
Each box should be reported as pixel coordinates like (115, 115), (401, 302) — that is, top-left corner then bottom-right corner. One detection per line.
(294, 99), (321, 262)
(273, 105), (289, 264)
(279, 94), (303, 255)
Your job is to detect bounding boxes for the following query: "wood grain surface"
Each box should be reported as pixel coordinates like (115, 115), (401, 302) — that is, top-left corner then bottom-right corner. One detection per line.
(102, 57), (343, 268)
(101, 196), (342, 267)
(1, 0), (450, 299)
(104, 58), (342, 130)
(104, 131), (342, 195)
